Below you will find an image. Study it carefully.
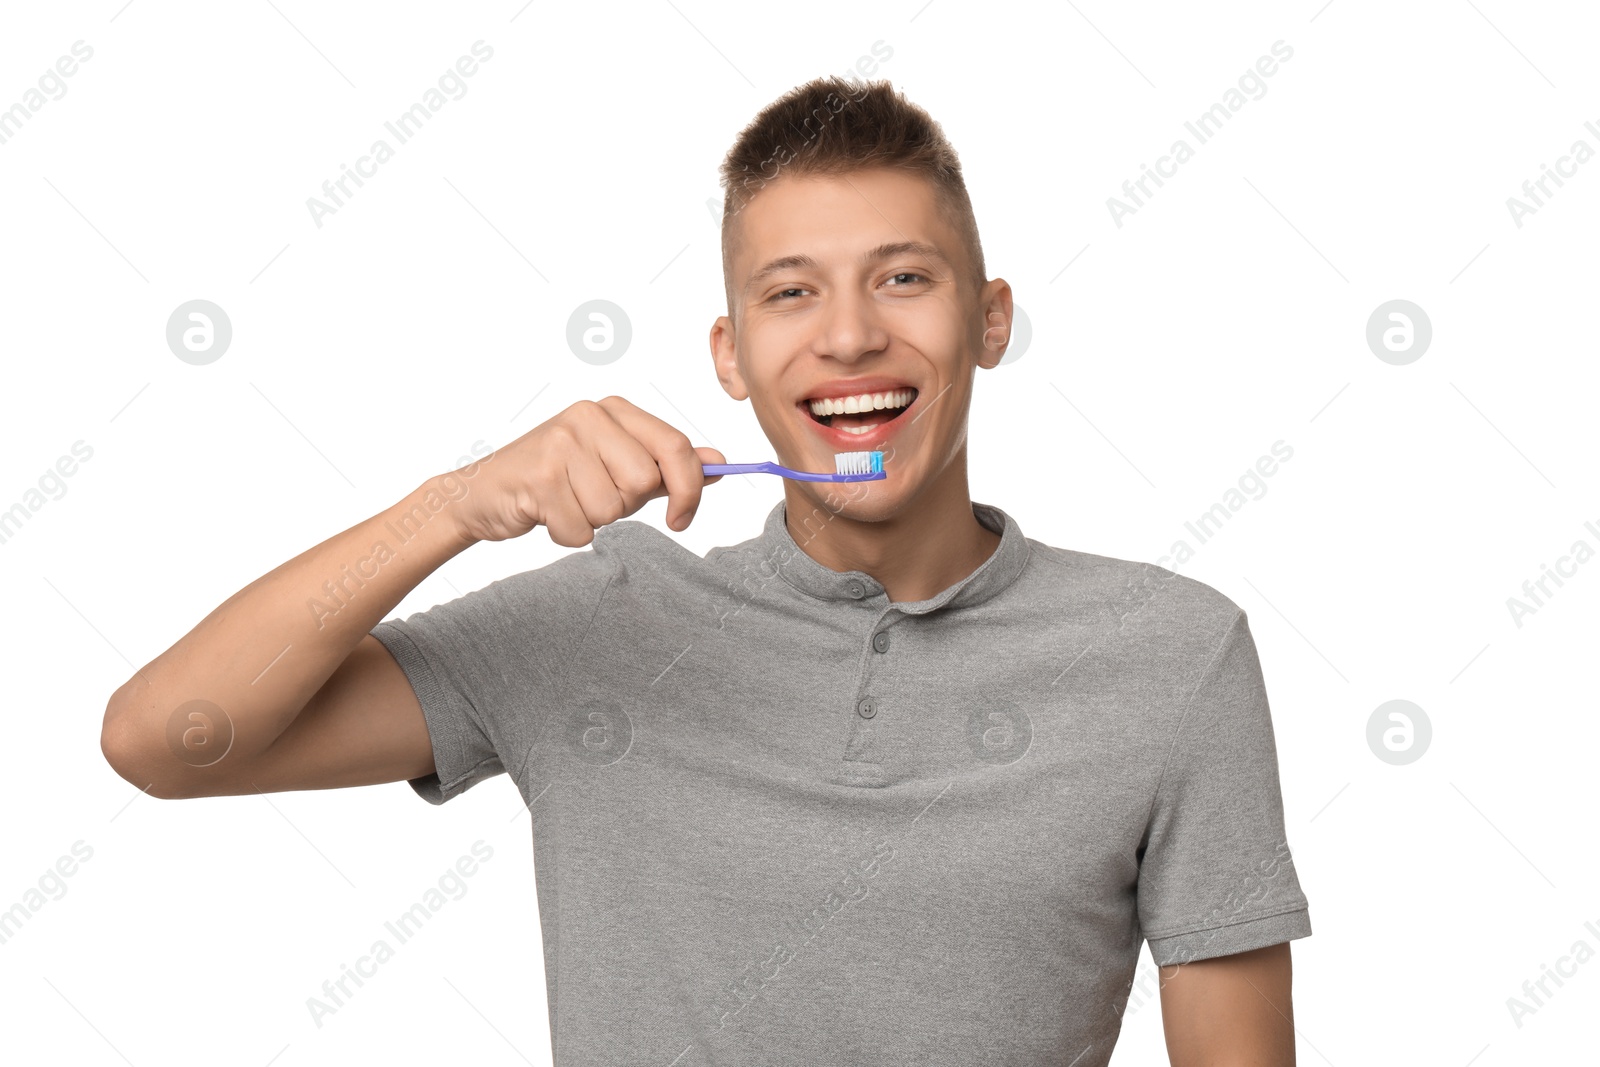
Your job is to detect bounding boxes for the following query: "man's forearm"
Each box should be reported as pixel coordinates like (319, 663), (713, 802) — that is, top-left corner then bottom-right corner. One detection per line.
(101, 471), (480, 786)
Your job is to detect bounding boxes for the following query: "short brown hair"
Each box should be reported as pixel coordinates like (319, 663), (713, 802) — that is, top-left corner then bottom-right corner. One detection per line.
(718, 75), (986, 317)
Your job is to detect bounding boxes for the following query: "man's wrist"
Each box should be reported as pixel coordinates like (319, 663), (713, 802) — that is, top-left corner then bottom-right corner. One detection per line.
(389, 473), (481, 557)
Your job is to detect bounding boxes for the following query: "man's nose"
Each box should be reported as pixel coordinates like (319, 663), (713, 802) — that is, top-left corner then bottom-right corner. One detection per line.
(813, 287), (889, 362)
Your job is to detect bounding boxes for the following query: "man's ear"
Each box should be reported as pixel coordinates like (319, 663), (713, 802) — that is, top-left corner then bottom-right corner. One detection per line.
(709, 314), (749, 401)
(976, 278), (1014, 370)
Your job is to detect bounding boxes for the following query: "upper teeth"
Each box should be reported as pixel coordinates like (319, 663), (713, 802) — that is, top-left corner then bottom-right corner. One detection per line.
(807, 388), (915, 416)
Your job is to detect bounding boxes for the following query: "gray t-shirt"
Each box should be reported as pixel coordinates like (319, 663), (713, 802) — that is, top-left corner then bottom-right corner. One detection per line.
(371, 499), (1311, 1066)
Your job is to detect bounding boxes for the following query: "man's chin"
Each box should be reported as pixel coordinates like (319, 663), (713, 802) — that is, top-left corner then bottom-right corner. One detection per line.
(788, 475), (901, 522)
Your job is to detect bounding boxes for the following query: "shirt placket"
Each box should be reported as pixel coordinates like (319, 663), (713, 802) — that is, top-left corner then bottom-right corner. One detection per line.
(839, 587), (899, 785)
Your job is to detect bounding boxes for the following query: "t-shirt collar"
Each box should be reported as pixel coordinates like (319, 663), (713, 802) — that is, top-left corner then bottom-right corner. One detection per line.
(757, 498), (1031, 614)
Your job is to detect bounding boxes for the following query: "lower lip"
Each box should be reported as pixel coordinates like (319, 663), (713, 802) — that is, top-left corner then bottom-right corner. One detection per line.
(796, 395), (919, 450)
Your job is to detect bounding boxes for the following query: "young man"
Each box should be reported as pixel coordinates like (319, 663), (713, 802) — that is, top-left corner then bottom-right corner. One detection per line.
(102, 76), (1311, 1065)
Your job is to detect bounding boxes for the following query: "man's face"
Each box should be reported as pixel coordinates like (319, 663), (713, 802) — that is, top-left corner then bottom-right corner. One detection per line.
(710, 167), (1010, 519)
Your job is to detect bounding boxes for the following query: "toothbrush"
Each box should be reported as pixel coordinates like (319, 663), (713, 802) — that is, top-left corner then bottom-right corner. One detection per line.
(702, 450), (885, 483)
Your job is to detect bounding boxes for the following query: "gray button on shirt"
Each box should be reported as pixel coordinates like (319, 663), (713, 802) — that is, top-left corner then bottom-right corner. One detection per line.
(371, 499), (1312, 1066)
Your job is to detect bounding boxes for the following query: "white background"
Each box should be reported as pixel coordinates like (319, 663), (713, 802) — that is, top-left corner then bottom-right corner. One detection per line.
(2, 1), (1596, 1063)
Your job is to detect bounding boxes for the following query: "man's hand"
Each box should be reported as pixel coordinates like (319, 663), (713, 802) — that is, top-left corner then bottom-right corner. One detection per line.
(1158, 942), (1295, 1066)
(453, 396), (726, 547)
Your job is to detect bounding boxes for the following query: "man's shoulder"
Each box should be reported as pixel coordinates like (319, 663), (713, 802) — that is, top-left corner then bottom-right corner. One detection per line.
(595, 517), (718, 563)
(1022, 537), (1243, 636)
(470, 518), (683, 599)
(598, 515), (778, 571)
(586, 517), (737, 591)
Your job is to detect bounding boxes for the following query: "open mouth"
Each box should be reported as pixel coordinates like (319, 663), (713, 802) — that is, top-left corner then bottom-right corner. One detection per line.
(800, 387), (919, 436)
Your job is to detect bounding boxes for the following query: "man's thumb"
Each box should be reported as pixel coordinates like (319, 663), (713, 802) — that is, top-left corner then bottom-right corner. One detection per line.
(694, 446), (727, 483)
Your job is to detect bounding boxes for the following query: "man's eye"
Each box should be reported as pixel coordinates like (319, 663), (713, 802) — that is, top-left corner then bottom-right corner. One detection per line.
(885, 272), (928, 286)
(771, 288), (807, 301)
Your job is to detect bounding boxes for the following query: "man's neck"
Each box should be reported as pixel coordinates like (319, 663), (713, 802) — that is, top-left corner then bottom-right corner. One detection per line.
(782, 463), (1002, 604)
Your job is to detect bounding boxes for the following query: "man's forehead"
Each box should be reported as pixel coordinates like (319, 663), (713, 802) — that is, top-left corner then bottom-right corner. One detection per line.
(741, 169), (937, 231)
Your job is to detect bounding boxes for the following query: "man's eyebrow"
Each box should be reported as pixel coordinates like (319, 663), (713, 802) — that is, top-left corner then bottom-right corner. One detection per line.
(745, 253), (817, 293)
(744, 241), (952, 294)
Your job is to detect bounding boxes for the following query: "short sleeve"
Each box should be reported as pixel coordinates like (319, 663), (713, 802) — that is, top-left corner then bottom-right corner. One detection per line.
(1135, 608), (1312, 967)
(370, 538), (618, 805)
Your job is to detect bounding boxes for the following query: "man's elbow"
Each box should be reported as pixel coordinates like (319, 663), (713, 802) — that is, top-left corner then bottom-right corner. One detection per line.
(100, 697), (190, 801)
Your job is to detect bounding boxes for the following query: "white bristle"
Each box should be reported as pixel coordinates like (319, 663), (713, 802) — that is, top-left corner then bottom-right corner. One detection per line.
(834, 451), (878, 475)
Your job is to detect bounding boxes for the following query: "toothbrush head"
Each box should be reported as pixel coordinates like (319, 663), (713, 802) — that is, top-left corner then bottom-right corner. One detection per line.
(833, 450), (886, 481)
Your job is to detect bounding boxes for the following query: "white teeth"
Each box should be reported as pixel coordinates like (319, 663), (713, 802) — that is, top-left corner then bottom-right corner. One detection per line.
(807, 388), (915, 417)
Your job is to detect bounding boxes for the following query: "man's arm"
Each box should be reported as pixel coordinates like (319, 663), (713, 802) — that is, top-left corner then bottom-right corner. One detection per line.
(99, 472), (477, 799)
(99, 398), (725, 800)
(1158, 942), (1296, 1066)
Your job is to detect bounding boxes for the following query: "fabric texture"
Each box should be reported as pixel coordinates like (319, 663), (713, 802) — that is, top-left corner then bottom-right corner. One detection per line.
(370, 498), (1312, 1066)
